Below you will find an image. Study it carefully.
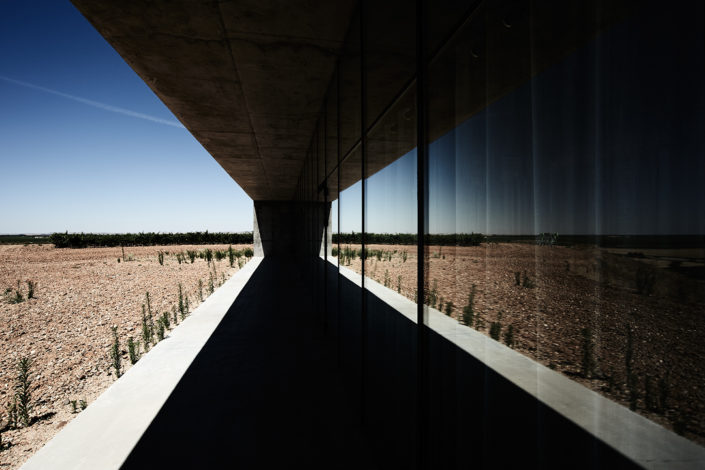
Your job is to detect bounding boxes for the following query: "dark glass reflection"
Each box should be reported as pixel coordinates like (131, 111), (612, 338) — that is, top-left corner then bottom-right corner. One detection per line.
(425, 0), (705, 445)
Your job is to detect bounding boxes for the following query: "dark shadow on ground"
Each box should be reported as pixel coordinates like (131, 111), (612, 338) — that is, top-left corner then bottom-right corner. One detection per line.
(121, 257), (377, 469)
(324, 259), (640, 470)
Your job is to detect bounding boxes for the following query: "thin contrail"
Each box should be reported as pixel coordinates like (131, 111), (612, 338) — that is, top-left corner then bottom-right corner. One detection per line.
(0, 75), (185, 129)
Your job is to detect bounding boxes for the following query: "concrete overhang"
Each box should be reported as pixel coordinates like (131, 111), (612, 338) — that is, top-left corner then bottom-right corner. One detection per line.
(71, 0), (357, 201)
(72, 1), (636, 202)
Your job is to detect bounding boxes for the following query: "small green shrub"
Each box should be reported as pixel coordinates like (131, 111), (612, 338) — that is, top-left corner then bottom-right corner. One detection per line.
(26, 280), (36, 299)
(475, 314), (485, 330)
(383, 269), (391, 288)
(15, 357), (33, 427)
(145, 292), (152, 317)
(624, 323), (639, 409)
(110, 326), (121, 378)
(141, 305), (152, 350)
(184, 295), (190, 316)
(332, 247), (339, 257)
(402, 251), (407, 262)
(503, 325), (515, 348)
(161, 311), (170, 330)
(156, 318), (165, 342)
(445, 301), (454, 316)
(70, 400), (78, 413)
(627, 372), (639, 411)
(244, 247), (254, 258)
(228, 245), (235, 267)
(581, 327), (596, 378)
(397, 275), (402, 293)
(427, 279), (438, 308)
(178, 284), (185, 318)
(173, 306), (178, 325)
(187, 250), (196, 263)
(658, 375), (670, 413)
(127, 336), (139, 364)
(203, 248), (213, 264)
(157, 251), (164, 265)
(462, 285), (476, 326)
(489, 320), (502, 340)
(208, 273), (215, 295)
(79, 399), (87, 410)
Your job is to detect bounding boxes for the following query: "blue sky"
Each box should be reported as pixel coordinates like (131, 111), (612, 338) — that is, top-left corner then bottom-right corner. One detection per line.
(0, 0), (253, 234)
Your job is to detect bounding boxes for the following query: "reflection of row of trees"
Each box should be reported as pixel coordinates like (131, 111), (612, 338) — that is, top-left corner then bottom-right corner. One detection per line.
(49, 232), (253, 248)
(334, 233), (705, 248)
(333, 232), (485, 246)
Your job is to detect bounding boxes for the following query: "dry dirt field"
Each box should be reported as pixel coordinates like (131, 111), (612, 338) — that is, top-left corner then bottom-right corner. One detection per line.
(337, 242), (705, 446)
(0, 244), (251, 469)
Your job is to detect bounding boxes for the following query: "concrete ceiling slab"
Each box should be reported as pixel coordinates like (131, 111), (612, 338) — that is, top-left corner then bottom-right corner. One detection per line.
(71, 0), (357, 201)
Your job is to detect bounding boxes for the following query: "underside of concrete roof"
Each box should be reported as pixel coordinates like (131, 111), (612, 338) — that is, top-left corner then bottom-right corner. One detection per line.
(71, 0), (357, 201)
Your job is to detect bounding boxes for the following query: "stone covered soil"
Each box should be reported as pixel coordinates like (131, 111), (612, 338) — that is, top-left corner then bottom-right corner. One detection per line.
(338, 242), (705, 446)
(0, 244), (251, 469)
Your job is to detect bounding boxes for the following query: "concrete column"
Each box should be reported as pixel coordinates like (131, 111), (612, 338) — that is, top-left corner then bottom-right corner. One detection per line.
(253, 201), (331, 257)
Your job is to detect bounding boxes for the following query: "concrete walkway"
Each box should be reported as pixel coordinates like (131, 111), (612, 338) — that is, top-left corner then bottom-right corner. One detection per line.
(120, 257), (376, 469)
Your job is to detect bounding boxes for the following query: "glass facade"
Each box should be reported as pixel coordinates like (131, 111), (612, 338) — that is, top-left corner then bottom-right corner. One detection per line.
(295, 0), (705, 466)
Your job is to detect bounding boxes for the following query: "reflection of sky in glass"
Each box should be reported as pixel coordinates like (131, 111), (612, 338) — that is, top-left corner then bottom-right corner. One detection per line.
(339, 180), (362, 233)
(340, 7), (704, 235)
(365, 149), (417, 233)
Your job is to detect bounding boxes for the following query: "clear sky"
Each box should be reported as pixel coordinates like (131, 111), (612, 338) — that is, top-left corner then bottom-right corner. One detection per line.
(0, 0), (253, 234)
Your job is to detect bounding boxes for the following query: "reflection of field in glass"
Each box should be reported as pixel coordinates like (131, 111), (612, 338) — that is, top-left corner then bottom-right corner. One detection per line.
(333, 242), (705, 445)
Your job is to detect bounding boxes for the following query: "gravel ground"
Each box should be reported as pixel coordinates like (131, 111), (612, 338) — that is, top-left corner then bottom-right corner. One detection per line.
(0, 244), (251, 469)
(338, 242), (705, 446)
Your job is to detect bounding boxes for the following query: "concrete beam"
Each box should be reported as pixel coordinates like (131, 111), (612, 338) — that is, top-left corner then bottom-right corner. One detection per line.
(71, 0), (357, 201)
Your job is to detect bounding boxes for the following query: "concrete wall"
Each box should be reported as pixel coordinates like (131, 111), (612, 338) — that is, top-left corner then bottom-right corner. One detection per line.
(253, 201), (331, 257)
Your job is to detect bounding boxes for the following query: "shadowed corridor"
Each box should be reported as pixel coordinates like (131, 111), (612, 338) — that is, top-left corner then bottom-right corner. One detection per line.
(121, 257), (376, 469)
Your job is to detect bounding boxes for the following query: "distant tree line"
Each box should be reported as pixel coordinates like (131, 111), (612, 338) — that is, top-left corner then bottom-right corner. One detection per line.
(49, 231), (253, 248)
(333, 232), (486, 246)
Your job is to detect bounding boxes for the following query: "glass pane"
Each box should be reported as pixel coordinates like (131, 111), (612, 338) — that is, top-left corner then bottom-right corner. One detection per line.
(364, 0), (415, 125)
(339, 10), (362, 156)
(364, 86), (417, 301)
(426, 0), (705, 461)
